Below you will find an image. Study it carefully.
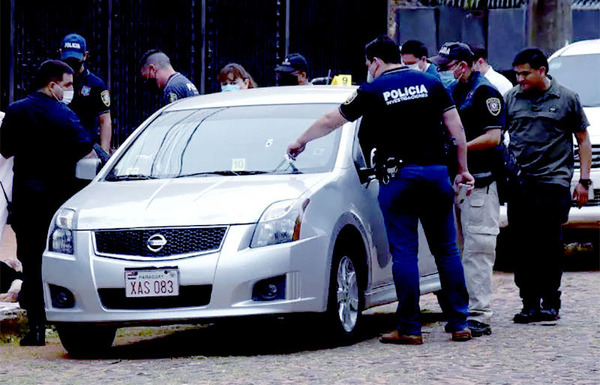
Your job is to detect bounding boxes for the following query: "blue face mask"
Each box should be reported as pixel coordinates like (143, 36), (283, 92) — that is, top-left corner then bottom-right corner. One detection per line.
(438, 70), (457, 90)
(221, 84), (240, 92)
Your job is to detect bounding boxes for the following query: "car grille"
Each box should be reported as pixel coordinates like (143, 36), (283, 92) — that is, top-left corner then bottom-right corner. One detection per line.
(98, 285), (212, 309)
(574, 144), (600, 169)
(572, 188), (600, 207)
(94, 227), (227, 257)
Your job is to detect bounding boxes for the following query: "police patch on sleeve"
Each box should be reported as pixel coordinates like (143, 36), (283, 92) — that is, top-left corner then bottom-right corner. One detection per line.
(100, 90), (111, 107)
(344, 90), (358, 105)
(168, 92), (179, 104)
(486, 97), (501, 116)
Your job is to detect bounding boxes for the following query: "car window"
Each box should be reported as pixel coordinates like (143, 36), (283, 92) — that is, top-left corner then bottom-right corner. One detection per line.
(106, 104), (341, 180)
(549, 53), (600, 107)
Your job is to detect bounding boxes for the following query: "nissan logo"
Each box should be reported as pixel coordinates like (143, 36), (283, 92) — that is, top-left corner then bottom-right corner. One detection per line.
(147, 234), (167, 252)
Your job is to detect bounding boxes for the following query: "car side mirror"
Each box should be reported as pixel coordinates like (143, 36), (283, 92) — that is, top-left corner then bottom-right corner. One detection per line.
(76, 158), (102, 180)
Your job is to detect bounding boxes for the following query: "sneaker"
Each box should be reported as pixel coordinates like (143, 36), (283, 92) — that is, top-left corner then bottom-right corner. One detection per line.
(467, 320), (492, 337)
(451, 328), (472, 342)
(513, 308), (539, 324)
(537, 308), (560, 321)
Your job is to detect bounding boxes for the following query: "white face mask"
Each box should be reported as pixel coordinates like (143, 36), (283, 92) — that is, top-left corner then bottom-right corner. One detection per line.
(366, 71), (375, 83)
(406, 63), (420, 71)
(61, 90), (74, 105)
(51, 82), (74, 105)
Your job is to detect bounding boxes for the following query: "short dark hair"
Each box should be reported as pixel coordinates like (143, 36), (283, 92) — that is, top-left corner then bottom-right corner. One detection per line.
(401, 40), (428, 58)
(33, 60), (73, 90)
(512, 48), (549, 70)
(365, 35), (401, 64)
(140, 49), (171, 69)
(471, 46), (487, 61)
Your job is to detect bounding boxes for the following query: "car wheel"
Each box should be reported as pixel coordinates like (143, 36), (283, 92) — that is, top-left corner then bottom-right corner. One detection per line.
(56, 323), (116, 358)
(326, 245), (364, 342)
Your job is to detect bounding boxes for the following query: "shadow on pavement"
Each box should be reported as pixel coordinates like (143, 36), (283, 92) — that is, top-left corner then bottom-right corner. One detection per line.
(72, 310), (446, 360)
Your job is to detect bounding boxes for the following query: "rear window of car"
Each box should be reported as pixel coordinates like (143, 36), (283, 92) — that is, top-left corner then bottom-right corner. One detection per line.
(106, 104), (342, 180)
(549, 53), (600, 107)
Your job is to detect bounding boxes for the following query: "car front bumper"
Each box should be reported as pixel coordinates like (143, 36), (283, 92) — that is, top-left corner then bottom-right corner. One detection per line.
(43, 224), (331, 325)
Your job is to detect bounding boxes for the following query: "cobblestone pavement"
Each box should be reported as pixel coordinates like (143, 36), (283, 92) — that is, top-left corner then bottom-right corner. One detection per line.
(0, 269), (598, 385)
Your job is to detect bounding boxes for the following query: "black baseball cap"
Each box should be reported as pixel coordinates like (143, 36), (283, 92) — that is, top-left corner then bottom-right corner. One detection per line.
(60, 33), (87, 60)
(429, 42), (474, 66)
(275, 53), (308, 73)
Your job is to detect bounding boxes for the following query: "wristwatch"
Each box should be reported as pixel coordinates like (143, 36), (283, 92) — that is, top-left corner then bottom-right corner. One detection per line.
(579, 178), (592, 189)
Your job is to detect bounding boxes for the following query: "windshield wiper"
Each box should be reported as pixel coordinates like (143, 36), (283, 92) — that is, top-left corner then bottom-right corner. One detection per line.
(271, 155), (302, 174)
(105, 174), (157, 181)
(175, 170), (268, 178)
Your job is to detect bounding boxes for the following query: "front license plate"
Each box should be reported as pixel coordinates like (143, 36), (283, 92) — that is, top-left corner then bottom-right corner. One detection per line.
(125, 268), (179, 298)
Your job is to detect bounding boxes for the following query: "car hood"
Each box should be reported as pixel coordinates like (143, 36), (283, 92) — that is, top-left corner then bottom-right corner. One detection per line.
(68, 174), (327, 230)
(585, 106), (600, 142)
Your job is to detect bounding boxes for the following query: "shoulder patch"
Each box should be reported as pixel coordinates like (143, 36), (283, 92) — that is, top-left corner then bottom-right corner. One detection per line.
(486, 97), (501, 116)
(168, 92), (179, 104)
(100, 90), (111, 107)
(344, 90), (358, 105)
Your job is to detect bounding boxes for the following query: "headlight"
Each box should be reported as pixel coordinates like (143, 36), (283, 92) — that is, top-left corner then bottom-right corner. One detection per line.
(49, 208), (75, 255)
(250, 199), (310, 248)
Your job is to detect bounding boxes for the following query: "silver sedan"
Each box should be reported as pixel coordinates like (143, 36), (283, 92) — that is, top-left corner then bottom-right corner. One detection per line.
(42, 86), (441, 356)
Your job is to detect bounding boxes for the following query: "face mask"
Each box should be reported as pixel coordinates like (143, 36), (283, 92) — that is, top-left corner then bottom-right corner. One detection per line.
(438, 70), (457, 90)
(406, 63), (420, 71)
(276, 72), (300, 86)
(50, 82), (74, 105)
(65, 58), (84, 74)
(366, 71), (375, 83)
(221, 84), (240, 92)
(61, 90), (74, 105)
(143, 77), (160, 93)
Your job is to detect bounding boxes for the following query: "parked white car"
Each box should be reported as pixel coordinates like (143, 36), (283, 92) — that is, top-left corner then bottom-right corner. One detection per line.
(548, 39), (600, 232)
(42, 86), (441, 356)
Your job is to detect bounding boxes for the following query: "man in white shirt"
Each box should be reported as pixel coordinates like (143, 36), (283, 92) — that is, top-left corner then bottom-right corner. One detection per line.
(472, 47), (514, 96)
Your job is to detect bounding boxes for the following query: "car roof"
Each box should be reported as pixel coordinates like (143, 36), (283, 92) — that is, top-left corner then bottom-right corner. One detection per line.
(550, 39), (600, 60)
(164, 85), (358, 111)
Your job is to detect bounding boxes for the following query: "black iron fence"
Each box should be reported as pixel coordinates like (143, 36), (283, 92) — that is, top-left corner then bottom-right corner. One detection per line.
(1, 0), (386, 147)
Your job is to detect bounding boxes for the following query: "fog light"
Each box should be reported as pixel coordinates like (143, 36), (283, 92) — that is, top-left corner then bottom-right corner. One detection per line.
(252, 276), (286, 301)
(49, 285), (75, 309)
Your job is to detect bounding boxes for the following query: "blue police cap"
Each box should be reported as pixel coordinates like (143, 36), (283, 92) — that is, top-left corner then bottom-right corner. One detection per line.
(60, 33), (87, 60)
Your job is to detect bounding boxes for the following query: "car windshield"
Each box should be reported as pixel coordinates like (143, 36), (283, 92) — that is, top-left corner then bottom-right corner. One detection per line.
(549, 53), (600, 107)
(106, 104), (342, 180)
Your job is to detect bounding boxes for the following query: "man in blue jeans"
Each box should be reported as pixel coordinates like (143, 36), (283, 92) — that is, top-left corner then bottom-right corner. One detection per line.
(288, 35), (474, 344)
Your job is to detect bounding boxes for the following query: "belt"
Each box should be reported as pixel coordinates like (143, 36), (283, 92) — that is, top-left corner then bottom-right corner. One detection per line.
(473, 171), (494, 188)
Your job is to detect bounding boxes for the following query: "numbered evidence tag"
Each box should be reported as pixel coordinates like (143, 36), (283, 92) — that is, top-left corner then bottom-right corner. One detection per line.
(231, 158), (246, 171)
(331, 74), (352, 86)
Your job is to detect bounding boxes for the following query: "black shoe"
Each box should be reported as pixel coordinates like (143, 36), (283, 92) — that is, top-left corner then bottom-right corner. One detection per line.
(20, 325), (46, 346)
(467, 320), (492, 337)
(537, 308), (560, 321)
(513, 308), (539, 324)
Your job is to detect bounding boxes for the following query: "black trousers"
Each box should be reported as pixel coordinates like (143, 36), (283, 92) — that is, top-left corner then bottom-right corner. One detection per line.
(12, 196), (60, 325)
(507, 181), (571, 310)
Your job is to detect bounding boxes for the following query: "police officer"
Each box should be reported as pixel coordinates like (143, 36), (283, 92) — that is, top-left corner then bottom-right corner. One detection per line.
(0, 60), (93, 346)
(59, 33), (113, 153)
(430, 42), (505, 337)
(400, 39), (439, 79)
(505, 48), (592, 324)
(288, 35), (474, 344)
(274, 53), (310, 86)
(140, 49), (199, 105)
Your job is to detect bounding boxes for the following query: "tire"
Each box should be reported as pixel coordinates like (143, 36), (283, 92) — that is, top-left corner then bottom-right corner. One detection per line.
(325, 244), (364, 342)
(56, 323), (116, 358)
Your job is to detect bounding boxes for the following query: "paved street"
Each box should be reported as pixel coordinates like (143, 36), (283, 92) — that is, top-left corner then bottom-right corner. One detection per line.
(1, 267), (598, 385)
